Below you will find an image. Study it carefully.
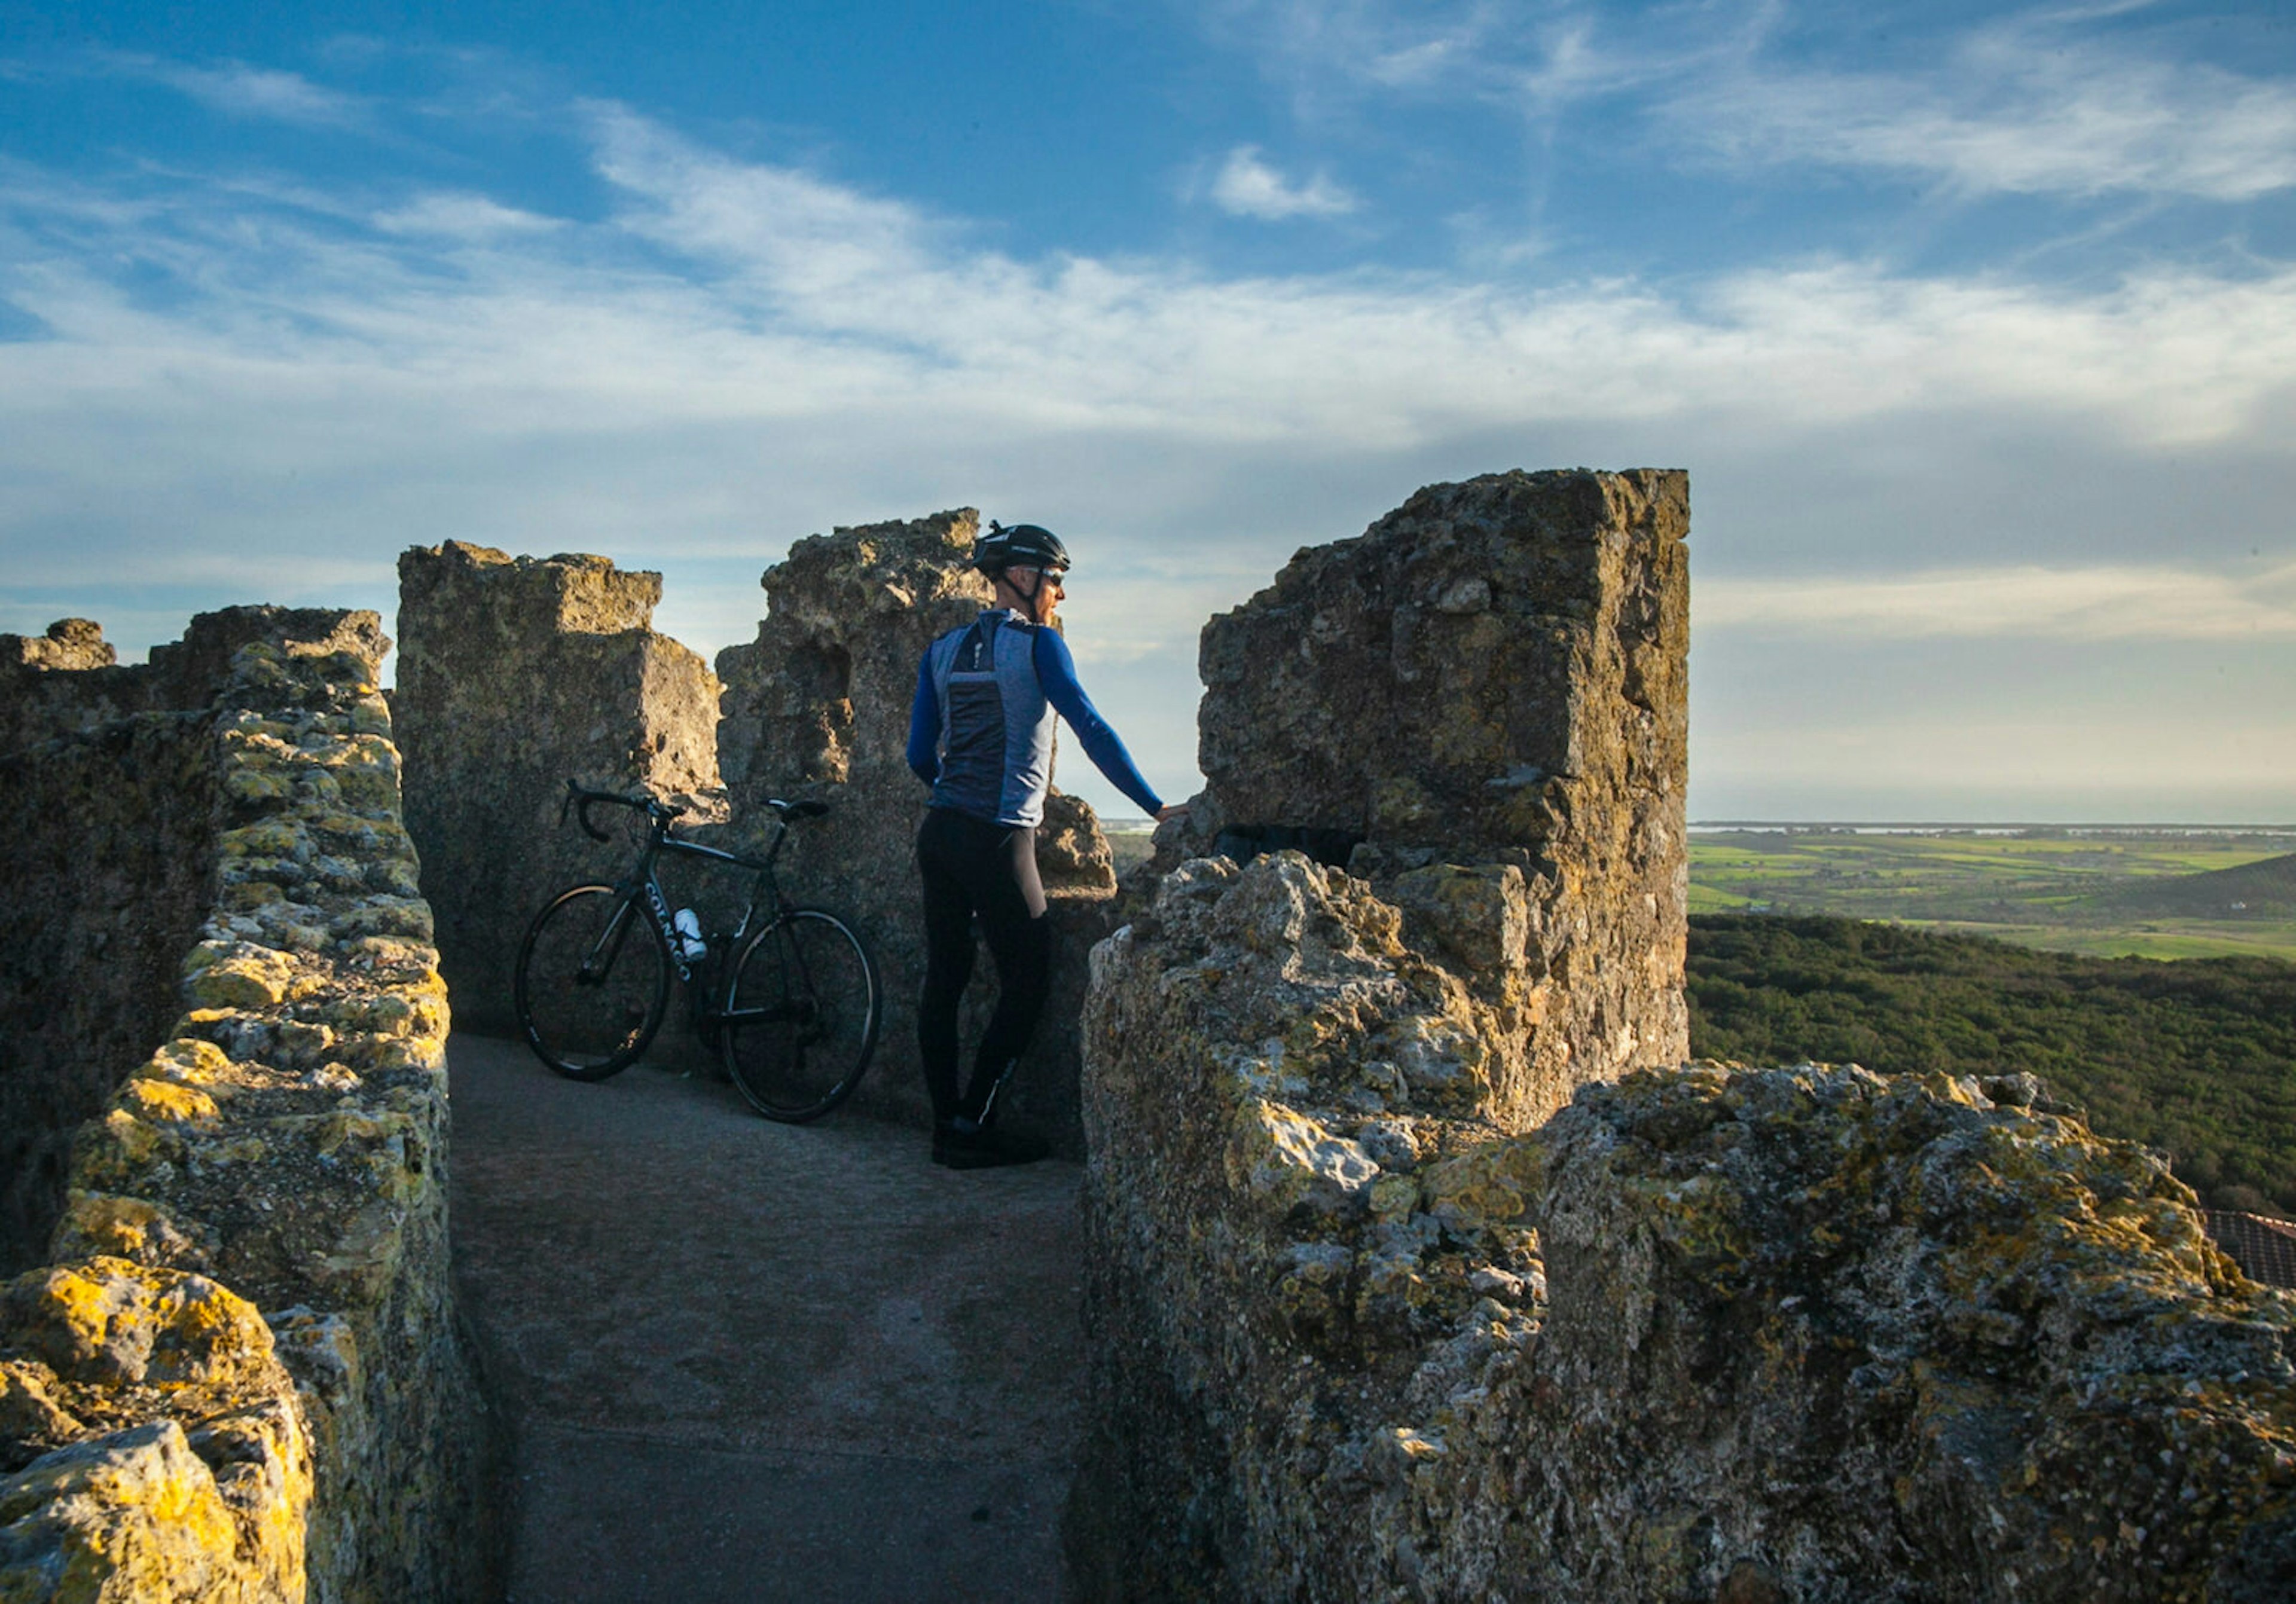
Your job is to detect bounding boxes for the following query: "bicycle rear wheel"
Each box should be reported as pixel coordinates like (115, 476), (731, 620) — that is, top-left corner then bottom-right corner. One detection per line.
(515, 885), (670, 1080)
(720, 910), (880, 1121)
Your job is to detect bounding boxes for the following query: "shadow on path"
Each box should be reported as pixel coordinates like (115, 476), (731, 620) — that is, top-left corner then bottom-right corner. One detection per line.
(448, 1033), (1082, 1602)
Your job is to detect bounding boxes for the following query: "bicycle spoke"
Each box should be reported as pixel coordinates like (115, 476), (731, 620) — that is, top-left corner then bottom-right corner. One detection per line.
(515, 886), (670, 1080)
(720, 911), (878, 1122)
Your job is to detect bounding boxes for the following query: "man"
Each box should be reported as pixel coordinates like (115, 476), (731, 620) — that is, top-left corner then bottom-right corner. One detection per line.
(906, 520), (1182, 1169)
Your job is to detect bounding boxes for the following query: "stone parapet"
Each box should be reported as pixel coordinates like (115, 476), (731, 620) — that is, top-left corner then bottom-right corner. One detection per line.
(1071, 851), (2296, 1601)
(0, 617), (487, 1601)
(1155, 468), (1689, 1125)
(394, 542), (722, 1034)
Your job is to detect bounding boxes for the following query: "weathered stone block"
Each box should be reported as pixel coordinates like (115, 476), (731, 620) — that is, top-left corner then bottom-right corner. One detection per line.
(394, 540), (722, 1032)
(1157, 468), (1689, 1124)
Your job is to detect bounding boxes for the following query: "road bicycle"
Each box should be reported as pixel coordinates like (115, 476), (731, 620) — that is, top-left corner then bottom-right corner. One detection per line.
(512, 780), (881, 1122)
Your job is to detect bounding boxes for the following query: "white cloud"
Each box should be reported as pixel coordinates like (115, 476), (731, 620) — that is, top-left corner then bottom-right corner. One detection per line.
(5, 102), (2296, 814)
(373, 193), (565, 239)
(1680, 20), (2296, 201)
(1185, 0), (1557, 99)
(1185, 2), (2296, 203)
(1207, 145), (1358, 219)
(121, 55), (370, 129)
(1699, 563), (2296, 642)
(7, 107), (2296, 467)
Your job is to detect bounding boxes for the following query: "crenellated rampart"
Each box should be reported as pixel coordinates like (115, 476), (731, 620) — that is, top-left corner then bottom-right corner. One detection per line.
(14, 465), (2283, 1599)
(0, 611), (488, 1601)
(1068, 470), (2296, 1599)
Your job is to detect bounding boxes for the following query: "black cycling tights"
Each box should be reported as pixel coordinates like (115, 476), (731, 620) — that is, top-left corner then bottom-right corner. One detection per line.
(916, 806), (1052, 1125)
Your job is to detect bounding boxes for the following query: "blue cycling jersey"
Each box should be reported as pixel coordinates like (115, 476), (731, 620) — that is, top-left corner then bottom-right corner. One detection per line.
(907, 609), (1163, 827)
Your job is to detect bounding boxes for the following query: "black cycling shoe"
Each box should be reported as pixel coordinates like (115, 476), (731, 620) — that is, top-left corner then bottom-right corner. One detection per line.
(932, 1119), (1051, 1170)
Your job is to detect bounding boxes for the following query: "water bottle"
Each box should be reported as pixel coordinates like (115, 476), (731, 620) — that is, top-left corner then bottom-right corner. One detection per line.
(673, 908), (709, 961)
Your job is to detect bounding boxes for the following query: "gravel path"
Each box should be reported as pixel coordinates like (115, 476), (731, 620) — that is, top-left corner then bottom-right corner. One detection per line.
(448, 1033), (1083, 1601)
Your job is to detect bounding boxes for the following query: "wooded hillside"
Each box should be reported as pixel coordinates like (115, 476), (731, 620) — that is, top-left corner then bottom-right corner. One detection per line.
(1686, 915), (2296, 1214)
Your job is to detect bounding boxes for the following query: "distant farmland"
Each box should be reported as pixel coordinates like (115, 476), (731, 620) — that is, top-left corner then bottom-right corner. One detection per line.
(1689, 826), (2296, 962)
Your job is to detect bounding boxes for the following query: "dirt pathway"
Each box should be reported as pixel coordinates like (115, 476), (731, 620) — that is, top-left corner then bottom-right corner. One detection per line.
(447, 1033), (1083, 1601)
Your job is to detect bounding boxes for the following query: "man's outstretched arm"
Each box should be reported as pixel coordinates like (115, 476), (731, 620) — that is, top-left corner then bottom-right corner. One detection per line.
(1031, 627), (1164, 817)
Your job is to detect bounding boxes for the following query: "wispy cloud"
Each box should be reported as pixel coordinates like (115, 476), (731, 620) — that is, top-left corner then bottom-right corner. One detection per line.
(8, 106), (2296, 468)
(1207, 145), (1357, 219)
(1184, 2), (2296, 204)
(373, 193), (564, 238)
(1185, 0), (1622, 108)
(107, 53), (371, 130)
(1678, 17), (2296, 201)
(1699, 562), (2296, 641)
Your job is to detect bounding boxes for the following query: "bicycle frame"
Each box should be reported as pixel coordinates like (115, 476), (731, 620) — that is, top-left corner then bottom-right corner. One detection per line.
(579, 810), (799, 1024)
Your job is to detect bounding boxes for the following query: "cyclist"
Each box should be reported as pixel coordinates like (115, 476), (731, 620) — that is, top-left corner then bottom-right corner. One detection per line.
(906, 520), (1183, 1168)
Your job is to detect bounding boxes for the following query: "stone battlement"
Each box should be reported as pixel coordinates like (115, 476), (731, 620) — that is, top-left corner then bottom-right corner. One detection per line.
(9, 466), (2287, 1599)
(0, 613), (486, 1601)
(1070, 848), (2296, 1600)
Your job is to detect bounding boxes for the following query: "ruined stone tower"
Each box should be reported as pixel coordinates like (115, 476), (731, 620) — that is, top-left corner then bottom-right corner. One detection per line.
(393, 542), (721, 1032)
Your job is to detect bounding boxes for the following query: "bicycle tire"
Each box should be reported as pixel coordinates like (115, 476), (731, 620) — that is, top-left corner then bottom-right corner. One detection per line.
(514, 885), (670, 1080)
(720, 909), (880, 1122)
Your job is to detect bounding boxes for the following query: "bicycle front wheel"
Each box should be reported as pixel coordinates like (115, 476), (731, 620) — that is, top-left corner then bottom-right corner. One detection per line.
(720, 910), (880, 1122)
(514, 885), (670, 1080)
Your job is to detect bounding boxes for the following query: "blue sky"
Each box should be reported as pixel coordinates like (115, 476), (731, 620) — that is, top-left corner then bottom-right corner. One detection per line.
(4, 1), (2294, 820)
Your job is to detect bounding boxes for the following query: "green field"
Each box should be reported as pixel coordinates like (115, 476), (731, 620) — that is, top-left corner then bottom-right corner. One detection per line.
(1690, 828), (2296, 961)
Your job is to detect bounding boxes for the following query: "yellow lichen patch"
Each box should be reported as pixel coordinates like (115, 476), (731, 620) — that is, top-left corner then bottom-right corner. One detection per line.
(215, 818), (311, 863)
(72, 1109), (175, 1191)
(222, 765), (294, 806)
(219, 879), (286, 911)
(1422, 1137), (1544, 1233)
(4, 1259), (280, 1394)
(317, 982), (445, 1041)
(116, 1078), (220, 1129)
(0, 1422), (256, 1600)
(180, 941), (299, 1010)
(144, 1275), (277, 1389)
(144, 1038), (231, 1087)
(4, 1261), (153, 1385)
(50, 1194), (204, 1270)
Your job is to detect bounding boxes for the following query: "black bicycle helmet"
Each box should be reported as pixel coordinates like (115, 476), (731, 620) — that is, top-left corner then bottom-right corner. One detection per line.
(973, 520), (1070, 576)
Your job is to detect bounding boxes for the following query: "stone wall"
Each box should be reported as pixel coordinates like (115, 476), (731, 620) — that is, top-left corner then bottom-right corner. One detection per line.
(394, 542), (722, 1035)
(1, 624), (219, 1274)
(1157, 468), (1690, 1127)
(1070, 851), (2296, 1600)
(1, 619), (137, 757)
(713, 510), (1116, 1150)
(0, 612), (488, 1601)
